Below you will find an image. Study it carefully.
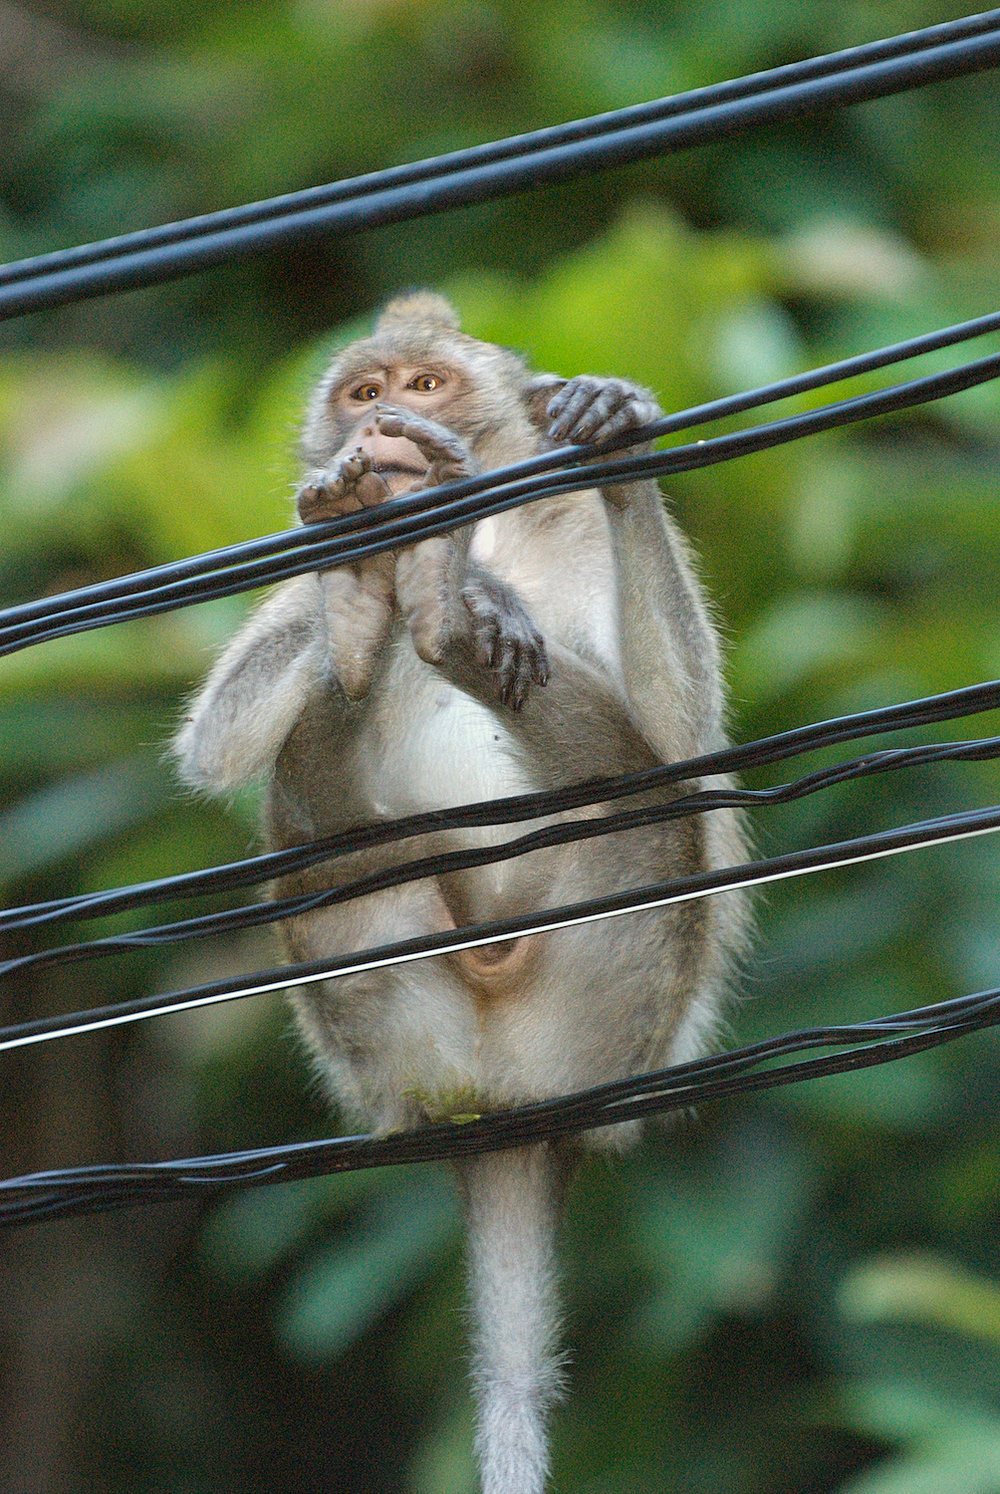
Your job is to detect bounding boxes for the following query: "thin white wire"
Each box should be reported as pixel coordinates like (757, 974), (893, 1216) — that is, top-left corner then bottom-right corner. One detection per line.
(5, 812), (999, 1053)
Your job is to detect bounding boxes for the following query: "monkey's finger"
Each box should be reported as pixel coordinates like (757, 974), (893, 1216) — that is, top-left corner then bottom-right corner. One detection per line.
(423, 458), (469, 489)
(466, 607), (501, 669)
(564, 385), (635, 443)
(548, 378), (625, 442)
(546, 377), (602, 436)
(298, 480), (353, 521)
(461, 590), (501, 669)
(354, 469), (392, 507)
(531, 636), (550, 687)
(374, 405), (454, 446)
(546, 375), (600, 417)
(587, 396), (663, 446)
(496, 636), (520, 707)
(517, 631), (549, 697)
(484, 628), (502, 671)
(340, 450), (372, 482)
(297, 483), (326, 519)
(376, 406), (472, 469)
(509, 646), (543, 710)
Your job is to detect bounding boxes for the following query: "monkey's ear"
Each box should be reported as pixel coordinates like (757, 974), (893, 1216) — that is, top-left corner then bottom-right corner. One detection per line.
(523, 373), (568, 433)
(375, 290), (461, 333)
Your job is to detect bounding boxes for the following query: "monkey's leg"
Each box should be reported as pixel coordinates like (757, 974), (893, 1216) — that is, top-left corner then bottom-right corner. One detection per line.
(173, 575), (329, 792)
(456, 1143), (572, 1494)
(298, 451), (396, 699)
(374, 406), (549, 708)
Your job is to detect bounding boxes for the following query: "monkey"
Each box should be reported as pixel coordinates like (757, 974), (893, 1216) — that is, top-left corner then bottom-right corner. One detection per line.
(173, 291), (748, 1494)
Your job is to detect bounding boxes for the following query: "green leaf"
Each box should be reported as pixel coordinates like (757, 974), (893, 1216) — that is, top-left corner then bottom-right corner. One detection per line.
(199, 1170), (391, 1286)
(840, 1255), (1000, 1347)
(730, 590), (886, 701)
(0, 755), (170, 882)
(836, 1382), (1000, 1494)
(275, 1169), (460, 1362)
(631, 1123), (814, 1349)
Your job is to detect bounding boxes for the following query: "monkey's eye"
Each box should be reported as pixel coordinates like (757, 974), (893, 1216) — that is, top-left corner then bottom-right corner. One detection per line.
(410, 373), (443, 392)
(351, 382), (382, 401)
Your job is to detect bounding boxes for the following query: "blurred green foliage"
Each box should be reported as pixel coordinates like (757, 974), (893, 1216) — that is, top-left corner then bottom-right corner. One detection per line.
(3, 1), (1000, 1490)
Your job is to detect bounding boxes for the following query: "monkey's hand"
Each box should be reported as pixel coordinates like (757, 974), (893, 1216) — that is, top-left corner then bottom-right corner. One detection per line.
(545, 375), (662, 449)
(462, 568), (549, 710)
(297, 449), (391, 523)
(373, 405), (478, 488)
(398, 546), (548, 709)
(545, 375), (663, 511)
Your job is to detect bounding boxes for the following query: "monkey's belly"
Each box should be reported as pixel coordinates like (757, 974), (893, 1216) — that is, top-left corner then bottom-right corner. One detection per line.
(361, 674), (533, 837)
(287, 794), (714, 1133)
(289, 879), (708, 1134)
(287, 664), (727, 1130)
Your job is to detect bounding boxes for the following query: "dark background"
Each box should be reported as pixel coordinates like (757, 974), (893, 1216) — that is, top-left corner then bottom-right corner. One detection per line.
(3, 2), (1000, 1489)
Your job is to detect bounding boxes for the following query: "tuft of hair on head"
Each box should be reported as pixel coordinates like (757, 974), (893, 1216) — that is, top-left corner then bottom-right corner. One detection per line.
(375, 290), (461, 334)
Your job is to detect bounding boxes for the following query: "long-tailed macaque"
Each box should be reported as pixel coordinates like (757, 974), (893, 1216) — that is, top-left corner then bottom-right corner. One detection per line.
(173, 292), (748, 1494)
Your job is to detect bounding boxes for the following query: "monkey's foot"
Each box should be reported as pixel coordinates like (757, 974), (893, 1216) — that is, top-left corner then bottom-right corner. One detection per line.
(320, 563), (395, 699)
(462, 570), (549, 711)
(546, 375), (662, 447)
(374, 405), (477, 487)
(298, 449), (391, 522)
(395, 535), (455, 667)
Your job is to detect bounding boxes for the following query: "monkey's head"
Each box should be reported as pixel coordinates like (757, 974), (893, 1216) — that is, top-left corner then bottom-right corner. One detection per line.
(302, 291), (541, 482)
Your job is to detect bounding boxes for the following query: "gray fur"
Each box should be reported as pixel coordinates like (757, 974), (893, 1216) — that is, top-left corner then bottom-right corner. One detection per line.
(172, 292), (749, 1491)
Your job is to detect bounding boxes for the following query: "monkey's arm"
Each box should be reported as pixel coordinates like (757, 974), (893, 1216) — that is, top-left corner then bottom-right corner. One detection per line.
(173, 576), (332, 793)
(537, 375), (726, 762)
(175, 445), (398, 792)
(606, 477), (725, 760)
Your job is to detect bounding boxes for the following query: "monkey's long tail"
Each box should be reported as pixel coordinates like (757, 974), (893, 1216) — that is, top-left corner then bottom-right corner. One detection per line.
(456, 1142), (572, 1494)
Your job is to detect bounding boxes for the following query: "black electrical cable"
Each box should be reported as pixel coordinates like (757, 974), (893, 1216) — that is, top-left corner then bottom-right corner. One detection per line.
(3, 17), (1000, 1235)
(2, 18), (1000, 318)
(4, 735), (999, 983)
(4, 10), (996, 296)
(4, 338), (1000, 657)
(4, 979), (1000, 1227)
(6, 301), (1000, 647)
(6, 677), (1000, 939)
(5, 800), (1000, 1055)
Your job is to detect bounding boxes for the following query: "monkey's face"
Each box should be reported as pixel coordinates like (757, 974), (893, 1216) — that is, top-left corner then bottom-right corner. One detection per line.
(332, 361), (463, 494)
(304, 314), (535, 485)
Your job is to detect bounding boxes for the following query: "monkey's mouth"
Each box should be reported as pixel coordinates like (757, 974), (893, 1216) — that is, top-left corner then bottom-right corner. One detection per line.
(372, 460), (430, 495)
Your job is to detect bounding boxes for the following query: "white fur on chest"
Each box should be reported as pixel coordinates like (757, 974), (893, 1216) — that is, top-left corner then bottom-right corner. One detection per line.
(472, 495), (623, 681)
(364, 675), (530, 820)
